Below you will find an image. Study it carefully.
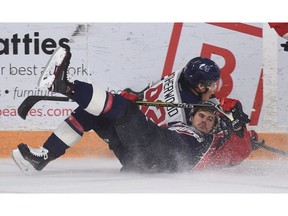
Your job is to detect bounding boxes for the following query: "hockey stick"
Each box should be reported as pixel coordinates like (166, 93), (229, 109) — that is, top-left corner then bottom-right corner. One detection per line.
(136, 100), (212, 109)
(18, 96), (70, 120)
(136, 100), (234, 121)
(18, 95), (230, 120)
(251, 139), (288, 157)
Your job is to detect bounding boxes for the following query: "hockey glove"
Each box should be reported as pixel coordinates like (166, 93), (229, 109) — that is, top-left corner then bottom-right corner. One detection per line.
(281, 41), (288, 52)
(220, 98), (251, 137)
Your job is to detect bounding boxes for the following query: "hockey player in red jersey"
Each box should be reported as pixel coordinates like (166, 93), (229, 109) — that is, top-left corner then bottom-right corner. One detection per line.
(12, 48), (257, 174)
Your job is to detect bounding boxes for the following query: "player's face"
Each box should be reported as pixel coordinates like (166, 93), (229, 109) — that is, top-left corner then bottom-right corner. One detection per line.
(190, 110), (216, 133)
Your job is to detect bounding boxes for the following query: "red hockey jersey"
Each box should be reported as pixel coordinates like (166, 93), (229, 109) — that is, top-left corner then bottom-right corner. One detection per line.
(193, 129), (253, 171)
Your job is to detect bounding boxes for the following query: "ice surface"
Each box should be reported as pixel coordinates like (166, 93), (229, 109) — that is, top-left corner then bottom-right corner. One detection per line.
(2, 158), (288, 193)
(1, 158), (288, 216)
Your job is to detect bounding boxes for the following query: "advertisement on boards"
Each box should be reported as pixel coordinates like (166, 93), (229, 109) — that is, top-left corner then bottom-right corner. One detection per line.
(1, 23), (285, 132)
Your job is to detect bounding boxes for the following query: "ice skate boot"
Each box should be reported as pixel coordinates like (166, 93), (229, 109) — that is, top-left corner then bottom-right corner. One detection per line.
(38, 47), (74, 96)
(12, 143), (55, 175)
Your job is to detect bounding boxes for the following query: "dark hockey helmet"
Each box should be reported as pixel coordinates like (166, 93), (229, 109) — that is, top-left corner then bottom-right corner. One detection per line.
(182, 57), (220, 88)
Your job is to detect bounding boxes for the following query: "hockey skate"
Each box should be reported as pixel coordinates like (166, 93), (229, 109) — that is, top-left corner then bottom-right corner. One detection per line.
(38, 47), (74, 96)
(11, 143), (55, 175)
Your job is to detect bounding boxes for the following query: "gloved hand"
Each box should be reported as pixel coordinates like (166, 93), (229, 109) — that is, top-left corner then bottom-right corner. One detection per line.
(220, 98), (251, 136)
(281, 41), (288, 52)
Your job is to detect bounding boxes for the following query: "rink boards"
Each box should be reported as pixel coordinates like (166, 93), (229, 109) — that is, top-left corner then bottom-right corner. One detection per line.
(0, 131), (287, 160)
(1, 23), (288, 161)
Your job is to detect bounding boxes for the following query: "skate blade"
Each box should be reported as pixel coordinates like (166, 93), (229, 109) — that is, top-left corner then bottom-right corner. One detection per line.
(11, 149), (37, 175)
(38, 47), (67, 88)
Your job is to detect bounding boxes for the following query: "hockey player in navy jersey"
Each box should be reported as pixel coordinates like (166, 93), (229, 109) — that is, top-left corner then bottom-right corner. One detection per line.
(12, 48), (256, 174)
(134, 55), (220, 126)
(12, 47), (221, 173)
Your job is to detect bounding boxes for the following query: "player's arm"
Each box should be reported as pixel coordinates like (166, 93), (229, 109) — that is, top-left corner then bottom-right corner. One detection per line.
(213, 98), (256, 166)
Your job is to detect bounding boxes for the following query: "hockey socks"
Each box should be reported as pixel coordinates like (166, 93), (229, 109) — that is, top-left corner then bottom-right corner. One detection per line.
(44, 115), (84, 158)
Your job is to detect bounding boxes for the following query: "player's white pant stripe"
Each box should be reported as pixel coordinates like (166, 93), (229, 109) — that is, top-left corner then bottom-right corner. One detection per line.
(54, 121), (82, 147)
(84, 85), (107, 116)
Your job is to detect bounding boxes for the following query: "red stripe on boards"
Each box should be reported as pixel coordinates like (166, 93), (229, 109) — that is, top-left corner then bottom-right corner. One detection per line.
(207, 23), (262, 38)
(161, 23), (183, 78)
(250, 69), (263, 126)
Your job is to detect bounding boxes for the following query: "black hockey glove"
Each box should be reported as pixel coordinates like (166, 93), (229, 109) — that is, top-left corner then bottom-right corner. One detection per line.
(281, 41), (288, 52)
(214, 116), (232, 148)
(220, 98), (251, 137)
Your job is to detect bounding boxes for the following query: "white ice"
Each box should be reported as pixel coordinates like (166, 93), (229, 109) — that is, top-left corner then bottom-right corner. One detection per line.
(2, 157), (288, 193)
(1, 158), (288, 216)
